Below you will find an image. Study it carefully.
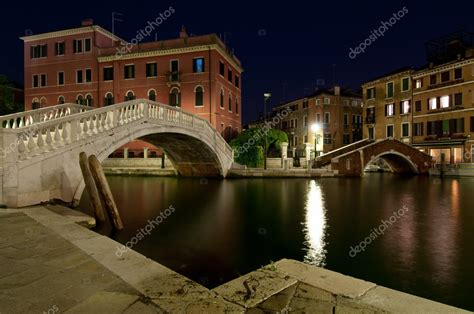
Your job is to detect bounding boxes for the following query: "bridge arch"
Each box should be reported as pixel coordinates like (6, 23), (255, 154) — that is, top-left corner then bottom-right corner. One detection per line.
(364, 151), (419, 174)
(330, 138), (433, 176)
(0, 100), (234, 207)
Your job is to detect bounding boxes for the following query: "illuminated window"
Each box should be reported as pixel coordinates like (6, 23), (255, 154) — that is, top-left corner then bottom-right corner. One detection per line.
(385, 103), (394, 116)
(193, 58), (205, 73)
(415, 79), (423, 89)
(429, 97), (438, 110)
(401, 100), (410, 114)
(440, 95), (450, 108)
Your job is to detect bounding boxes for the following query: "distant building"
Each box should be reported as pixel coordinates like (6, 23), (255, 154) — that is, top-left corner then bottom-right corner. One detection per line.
(362, 31), (474, 164)
(21, 20), (242, 141)
(272, 86), (363, 155)
(0, 78), (24, 115)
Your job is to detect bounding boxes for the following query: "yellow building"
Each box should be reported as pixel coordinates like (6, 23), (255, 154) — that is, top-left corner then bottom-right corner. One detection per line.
(412, 58), (474, 163)
(362, 68), (413, 143)
(362, 31), (474, 165)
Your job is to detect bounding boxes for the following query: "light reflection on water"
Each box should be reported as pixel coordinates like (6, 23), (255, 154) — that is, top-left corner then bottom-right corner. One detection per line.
(79, 175), (474, 311)
(302, 180), (327, 266)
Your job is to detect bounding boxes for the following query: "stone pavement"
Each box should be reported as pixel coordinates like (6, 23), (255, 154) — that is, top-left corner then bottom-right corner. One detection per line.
(0, 211), (163, 313)
(0, 206), (470, 313)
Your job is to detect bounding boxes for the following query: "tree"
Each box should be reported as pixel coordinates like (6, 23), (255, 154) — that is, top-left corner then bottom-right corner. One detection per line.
(230, 127), (288, 167)
(0, 75), (24, 115)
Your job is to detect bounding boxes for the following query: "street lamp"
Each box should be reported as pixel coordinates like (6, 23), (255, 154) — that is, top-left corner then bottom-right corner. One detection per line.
(311, 123), (321, 158)
(263, 93), (272, 170)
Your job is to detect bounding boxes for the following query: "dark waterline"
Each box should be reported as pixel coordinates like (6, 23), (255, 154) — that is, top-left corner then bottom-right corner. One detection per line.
(80, 174), (474, 311)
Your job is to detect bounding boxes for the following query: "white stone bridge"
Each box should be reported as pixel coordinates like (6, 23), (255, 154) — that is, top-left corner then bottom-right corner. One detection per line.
(0, 100), (234, 207)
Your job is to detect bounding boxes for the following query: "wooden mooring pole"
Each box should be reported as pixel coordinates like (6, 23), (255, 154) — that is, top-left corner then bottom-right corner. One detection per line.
(89, 155), (124, 231)
(79, 152), (106, 223)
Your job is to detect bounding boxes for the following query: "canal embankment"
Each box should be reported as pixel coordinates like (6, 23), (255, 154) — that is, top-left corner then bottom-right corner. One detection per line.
(0, 205), (469, 313)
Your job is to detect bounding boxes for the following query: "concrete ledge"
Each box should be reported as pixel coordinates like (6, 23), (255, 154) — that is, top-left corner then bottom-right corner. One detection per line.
(228, 168), (335, 178)
(103, 167), (177, 177)
(274, 259), (375, 299)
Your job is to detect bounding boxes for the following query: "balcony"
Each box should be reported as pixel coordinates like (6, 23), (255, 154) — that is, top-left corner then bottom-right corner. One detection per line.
(166, 71), (182, 86)
(428, 78), (464, 90)
(365, 116), (376, 124)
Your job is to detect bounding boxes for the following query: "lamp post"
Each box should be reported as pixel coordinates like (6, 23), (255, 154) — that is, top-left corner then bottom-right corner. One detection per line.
(263, 93), (272, 170)
(311, 123), (321, 158)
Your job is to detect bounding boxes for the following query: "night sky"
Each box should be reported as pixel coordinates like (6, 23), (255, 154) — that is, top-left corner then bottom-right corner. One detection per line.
(1, 0), (472, 123)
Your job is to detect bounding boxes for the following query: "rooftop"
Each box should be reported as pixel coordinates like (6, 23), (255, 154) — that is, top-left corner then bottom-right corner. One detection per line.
(273, 86), (362, 109)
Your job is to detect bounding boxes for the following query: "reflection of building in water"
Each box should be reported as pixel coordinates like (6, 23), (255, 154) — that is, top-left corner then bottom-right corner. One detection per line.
(302, 180), (327, 266)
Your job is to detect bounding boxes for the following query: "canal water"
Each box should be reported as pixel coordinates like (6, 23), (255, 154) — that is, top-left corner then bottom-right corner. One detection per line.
(80, 174), (474, 310)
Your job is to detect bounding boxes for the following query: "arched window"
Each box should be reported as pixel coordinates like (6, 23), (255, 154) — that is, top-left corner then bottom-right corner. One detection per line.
(32, 98), (40, 110)
(58, 96), (65, 104)
(104, 92), (114, 106)
(40, 97), (47, 107)
(76, 95), (84, 105)
(195, 86), (203, 107)
(235, 98), (239, 114)
(220, 89), (224, 109)
(228, 94), (232, 112)
(169, 88), (180, 107)
(125, 91), (135, 101)
(85, 94), (93, 106)
(148, 89), (156, 101)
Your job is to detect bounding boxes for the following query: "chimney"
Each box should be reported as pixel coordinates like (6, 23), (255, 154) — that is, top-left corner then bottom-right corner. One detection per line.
(180, 26), (188, 38)
(334, 85), (340, 96)
(81, 19), (93, 27)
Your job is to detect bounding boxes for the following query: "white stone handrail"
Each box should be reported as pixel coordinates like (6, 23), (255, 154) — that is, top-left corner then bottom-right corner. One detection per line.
(0, 103), (92, 129)
(5, 99), (233, 161)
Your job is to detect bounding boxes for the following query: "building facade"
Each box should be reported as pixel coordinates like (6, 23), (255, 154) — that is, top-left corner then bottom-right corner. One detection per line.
(412, 58), (474, 163)
(272, 86), (363, 155)
(362, 32), (474, 164)
(22, 20), (242, 141)
(362, 68), (414, 143)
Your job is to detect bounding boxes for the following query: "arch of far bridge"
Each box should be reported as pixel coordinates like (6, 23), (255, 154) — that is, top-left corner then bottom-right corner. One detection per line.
(330, 138), (433, 176)
(364, 151), (420, 174)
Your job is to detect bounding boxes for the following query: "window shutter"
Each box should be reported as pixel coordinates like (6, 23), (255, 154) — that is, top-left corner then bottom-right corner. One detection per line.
(399, 102), (403, 114)
(385, 105), (387, 116)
